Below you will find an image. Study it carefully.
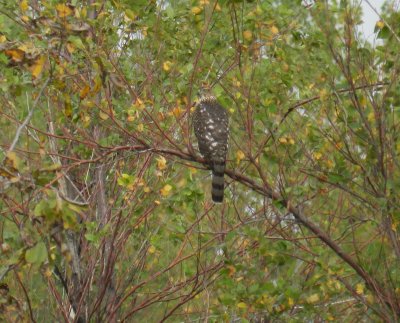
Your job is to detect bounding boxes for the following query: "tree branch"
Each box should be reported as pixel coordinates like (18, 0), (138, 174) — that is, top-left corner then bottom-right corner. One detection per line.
(7, 78), (50, 154)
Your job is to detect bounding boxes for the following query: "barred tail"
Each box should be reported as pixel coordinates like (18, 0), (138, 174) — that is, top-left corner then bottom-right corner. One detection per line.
(212, 161), (225, 203)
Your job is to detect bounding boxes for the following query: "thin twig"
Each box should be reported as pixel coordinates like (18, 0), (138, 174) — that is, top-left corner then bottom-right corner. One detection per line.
(363, 0), (400, 43)
(14, 268), (36, 323)
(7, 78), (50, 153)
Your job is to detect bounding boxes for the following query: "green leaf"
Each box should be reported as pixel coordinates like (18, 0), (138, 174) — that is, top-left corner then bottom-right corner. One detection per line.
(67, 36), (85, 49)
(377, 26), (390, 39)
(327, 173), (345, 184)
(117, 173), (135, 187)
(25, 242), (47, 265)
(248, 284), (260, 294)
(34, 200), (47, 217)
(85, 233), (99, 243)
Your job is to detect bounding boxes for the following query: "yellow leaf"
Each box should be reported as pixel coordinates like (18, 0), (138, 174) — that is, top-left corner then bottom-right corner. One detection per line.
(325, 159), (334, 169)
(236, 150), (245, 163)
(278, 137), (287, 144)
(191, 7), (202, 15)
(144, 186), (151, 193)
(177, 178), (186, 188)
(79, 85), (90, 99)
(355, 283), (364, 295)
(5, 49), (25, 63)
(29, 55), (46, 79)
(156, 156), (167, 170)
(313, 152), (322, 160)
(319, 88), (329, 101)
(376, 20), (384, 29)
(160, 184), (172, 197)
(366, 294), (374, 304)
(367, 112), (375, 122)
(0, 35), (6, 43)
(44, 267), (52, 277)
(288, 137), (295, 145)
(359, 95), (367, 108)
(288, 297), (294, 307)
(243, 30), (253, 41)
(0, 167), (14, 178)
(91, 76), (102, 94)
(83, 114), (91, 127)
(172, 106), (183, 117)
(270, 25), (279, 35)
(306, 293), (319, 304)
(18, 42), (37, 55)
(227, 265), (236, 276)
(134, 98), (145, 110)
(56, 4), (73, 18)
(163, 60), (173, 72)
(236, 302), (247, 309)
(137, 123), (144, 132)
(5, 151), (21, 171)
(20, 0), (29, 12)
(80, 7), (87, 18)
(148, 245), (156, 254)
(99, 111), (109, 120)
(335, 142), (343, 150)
(66, 42), (75, 53)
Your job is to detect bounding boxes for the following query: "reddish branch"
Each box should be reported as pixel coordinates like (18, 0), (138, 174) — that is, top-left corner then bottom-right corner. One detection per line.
(105, 143), (391, 311)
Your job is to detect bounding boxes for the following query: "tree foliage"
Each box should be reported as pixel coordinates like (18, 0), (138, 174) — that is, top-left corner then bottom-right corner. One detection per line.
(1, 0), (400, 321)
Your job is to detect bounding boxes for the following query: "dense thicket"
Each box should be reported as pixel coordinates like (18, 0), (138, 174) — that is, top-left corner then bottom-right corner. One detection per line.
(1, 0), (400, 321)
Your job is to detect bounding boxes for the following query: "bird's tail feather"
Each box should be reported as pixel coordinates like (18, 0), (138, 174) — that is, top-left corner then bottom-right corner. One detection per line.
(212, 161), (225, 203)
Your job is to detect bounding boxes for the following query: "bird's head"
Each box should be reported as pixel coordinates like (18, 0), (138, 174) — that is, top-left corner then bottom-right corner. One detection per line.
(198, 82), (216, 103)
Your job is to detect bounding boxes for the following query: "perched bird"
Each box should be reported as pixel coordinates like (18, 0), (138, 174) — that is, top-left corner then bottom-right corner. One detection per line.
(193, 88), (229, 203)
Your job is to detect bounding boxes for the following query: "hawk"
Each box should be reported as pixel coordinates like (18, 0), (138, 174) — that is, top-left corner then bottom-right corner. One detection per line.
(193, 89), (229, 203)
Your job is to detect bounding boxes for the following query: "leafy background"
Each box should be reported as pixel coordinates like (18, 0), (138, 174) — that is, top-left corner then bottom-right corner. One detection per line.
(0, 0), (400, 321)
